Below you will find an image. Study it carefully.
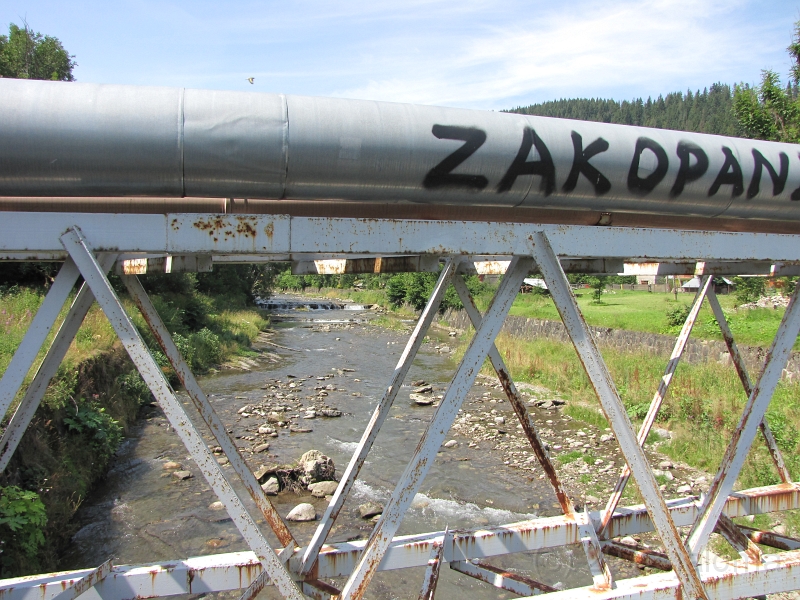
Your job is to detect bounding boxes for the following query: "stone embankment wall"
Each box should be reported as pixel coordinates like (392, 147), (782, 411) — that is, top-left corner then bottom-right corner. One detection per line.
(441, 310), (800, 381)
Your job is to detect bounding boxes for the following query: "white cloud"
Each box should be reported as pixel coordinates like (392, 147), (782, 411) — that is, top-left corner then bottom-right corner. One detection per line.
(331, 0), (791, 108)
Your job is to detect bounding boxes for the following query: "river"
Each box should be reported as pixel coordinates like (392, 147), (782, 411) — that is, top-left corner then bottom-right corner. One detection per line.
(60, 296), (652, 598)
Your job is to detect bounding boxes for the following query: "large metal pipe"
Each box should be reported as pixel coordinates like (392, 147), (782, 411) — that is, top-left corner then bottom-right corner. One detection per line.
(2, 78), (799, 226)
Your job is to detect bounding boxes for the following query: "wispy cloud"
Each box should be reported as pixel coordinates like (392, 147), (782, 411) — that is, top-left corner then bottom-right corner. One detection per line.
(332, 0), (792, 108)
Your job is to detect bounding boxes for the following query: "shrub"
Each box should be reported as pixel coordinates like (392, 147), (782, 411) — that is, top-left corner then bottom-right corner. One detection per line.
(0, 486), (47, 576)
(191, 327), (222, 370)
(62, 402), (123, 463)
(665, 303), (692, 327)
(733, 276), (766, 305)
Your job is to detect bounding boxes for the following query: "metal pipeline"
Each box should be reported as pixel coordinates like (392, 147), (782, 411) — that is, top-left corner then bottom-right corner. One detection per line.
(2, 78), (800, 228)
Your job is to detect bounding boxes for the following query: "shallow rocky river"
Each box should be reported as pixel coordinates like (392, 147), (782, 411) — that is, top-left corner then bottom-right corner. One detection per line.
(60, 296), (707, 598)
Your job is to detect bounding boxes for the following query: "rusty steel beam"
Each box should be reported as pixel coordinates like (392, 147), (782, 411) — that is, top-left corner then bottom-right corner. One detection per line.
(706, 288), (792, 483)
(600, 275), (712, 537)
(122, 274), (298, 550)
(418, 529), (448, 600)
(687, 282), (800, 561)
(601, 541), (672, 571)
(49, 559), (113, 600)
(339, 256), (533, 600)
(739, 525), (800, 551)
(449, 560), (557, 596)
(300, 258), (458, 576)
(531, 230), (707, 600)
(59, 226), (304, 600)
(714, 513), (762, 565)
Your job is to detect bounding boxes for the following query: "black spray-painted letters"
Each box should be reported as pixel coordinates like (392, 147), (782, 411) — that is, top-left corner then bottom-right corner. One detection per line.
(422, 125), (488, 190)
(496, 127), (556, 195)
(627, 137), (669, 196)
(562, 131), (611, 195)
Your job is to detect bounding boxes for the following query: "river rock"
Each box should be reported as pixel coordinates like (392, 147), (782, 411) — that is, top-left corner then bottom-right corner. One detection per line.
(258, 425), (276, 435)
(254, 443), (270, 453)
(413, 385), (433, 394)
(299, 450), (335, 484)
(319, 408), (342, 417)
(163, 461), (182, 470)
(676, 484), (692, 495)
(208, 501), (224, 510)
(261, 477), (280, 495)
(412, 380), (427, 386)
(359, 502), (384, 519)
(309, 480), (339, 497)
(659, 460), (674, 469)
(411, 394), (434, 405)
(172, 470), (192, 480)
(494, 416), (505, 425)
(286, 503), (317, 521)
(600, 434), (614, 443)
(443, 440), (458, 448)
(254, 464), (276, 481)
(619, 536), (638, 546)
(290, 426), (313, 433)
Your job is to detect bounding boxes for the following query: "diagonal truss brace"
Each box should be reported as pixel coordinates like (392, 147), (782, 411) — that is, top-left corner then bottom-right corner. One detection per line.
(530, 231), (708, 600)
(59, 226), (304, 600)
(451, 274), (614, 590)
(0, 254), (116, 472)
(122, 274), (298, 550)
(418, 528), (449, 600)
(706, 287), (792, 483)
(300, 257), (458, 575)
(339, 255), (534, 600)
(687, 280), (800, 561)
(0, 257), (82, 420)
(599, 275), (713, 537)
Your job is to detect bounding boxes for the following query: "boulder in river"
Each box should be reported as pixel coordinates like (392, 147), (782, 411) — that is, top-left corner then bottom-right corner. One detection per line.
(410, 393), (434, 406)
(254, 443), (270, 453)
(309, 480), (339, 497)
(172, 470), (192, 480)
(412, 385), (433, 394)
(359, 502), (384, 519)
(163, 461), (182, 470)
(299, 450), (335, 484)
(261, 477), (280, 495)
(287, 503), (317, 521)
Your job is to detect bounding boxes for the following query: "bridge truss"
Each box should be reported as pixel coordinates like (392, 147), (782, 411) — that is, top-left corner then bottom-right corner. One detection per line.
(1, 212), (800, 600)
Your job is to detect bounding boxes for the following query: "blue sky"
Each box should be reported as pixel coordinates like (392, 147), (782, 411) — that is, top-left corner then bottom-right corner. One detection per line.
(2, 0), (798, 110)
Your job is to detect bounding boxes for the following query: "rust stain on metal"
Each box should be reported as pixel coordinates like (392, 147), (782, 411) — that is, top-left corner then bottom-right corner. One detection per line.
(497, 367), (574, 518)
(476, 562), (558, 593)
(602, 541), (672, 571)
(264, 222), (274, 242)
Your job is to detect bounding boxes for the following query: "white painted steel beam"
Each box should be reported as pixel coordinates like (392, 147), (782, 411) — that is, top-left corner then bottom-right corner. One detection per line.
(0, 257), (81, 420)
(1, 213), (800, 262)
(706, 288), (792, 483)
(531, 231), (707, 599)
(0, 254), (116, 472)
(339, 256), (534, 599)
(687, 281), (800, 561)
(58, 226), (304, 600)
(122, 274), (298, 549)
(600, 275), (712, 536)
(4, 485), (800, 600)
(300, 257), (458, 575)
(451, 274), (614, 588)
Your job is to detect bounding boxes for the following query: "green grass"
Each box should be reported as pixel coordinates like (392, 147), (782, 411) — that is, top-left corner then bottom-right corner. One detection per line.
(557, 450), (584, 465)
(483, 331), (800, 489)
(509, 289), (794, 349)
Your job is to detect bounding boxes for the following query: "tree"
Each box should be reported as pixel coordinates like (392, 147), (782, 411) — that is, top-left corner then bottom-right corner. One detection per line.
(0, 22), (76, 81)
(733, 21), (800, 144)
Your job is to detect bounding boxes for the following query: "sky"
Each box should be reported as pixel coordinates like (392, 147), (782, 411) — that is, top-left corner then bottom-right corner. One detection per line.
(2, 0), (798, 110)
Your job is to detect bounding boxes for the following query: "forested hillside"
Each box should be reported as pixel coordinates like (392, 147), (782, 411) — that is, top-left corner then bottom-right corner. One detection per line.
(510, 83), (741, 136)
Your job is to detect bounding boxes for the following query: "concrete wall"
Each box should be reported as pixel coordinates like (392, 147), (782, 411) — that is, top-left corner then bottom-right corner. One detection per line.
(440, 309), (800, 381)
